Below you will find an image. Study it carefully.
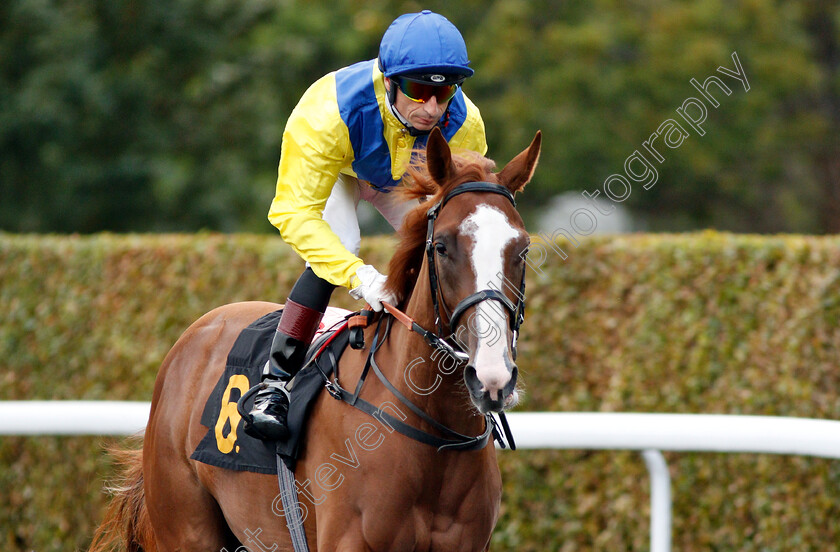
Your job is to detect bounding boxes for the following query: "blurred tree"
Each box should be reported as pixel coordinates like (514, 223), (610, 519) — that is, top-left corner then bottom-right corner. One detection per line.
(0, 0), (385, 232)
(0, 0), (836, 234)
(801, 0), (840, 232)
(469, 0), (834, 233)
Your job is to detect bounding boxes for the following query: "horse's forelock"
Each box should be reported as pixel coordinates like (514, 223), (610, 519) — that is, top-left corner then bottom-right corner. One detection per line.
(385, 150), (498, 306)
(402, 150), (497, 199)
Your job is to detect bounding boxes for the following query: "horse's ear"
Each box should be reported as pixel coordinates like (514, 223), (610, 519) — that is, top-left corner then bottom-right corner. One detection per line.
(426, 127), (454, 185)
(497, 130), (542, 193)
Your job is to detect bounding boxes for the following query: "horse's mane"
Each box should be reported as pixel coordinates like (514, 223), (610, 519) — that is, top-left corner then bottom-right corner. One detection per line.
(385, 149), (498, 306)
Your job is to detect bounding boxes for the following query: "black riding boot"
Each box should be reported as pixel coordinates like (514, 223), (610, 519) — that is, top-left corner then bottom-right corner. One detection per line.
(244, 268), (335, 441)
(243, 315), (316, 441)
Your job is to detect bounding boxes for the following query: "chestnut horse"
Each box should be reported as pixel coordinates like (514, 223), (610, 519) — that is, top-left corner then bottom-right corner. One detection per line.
(90, 128), (541, 552)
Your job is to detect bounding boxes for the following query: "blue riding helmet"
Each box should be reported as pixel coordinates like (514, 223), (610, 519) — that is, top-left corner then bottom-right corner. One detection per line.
(378, 10), (473, 82)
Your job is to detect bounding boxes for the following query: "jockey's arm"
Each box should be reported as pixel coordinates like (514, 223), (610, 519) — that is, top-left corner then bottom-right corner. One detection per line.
(268, 75), (364, 290)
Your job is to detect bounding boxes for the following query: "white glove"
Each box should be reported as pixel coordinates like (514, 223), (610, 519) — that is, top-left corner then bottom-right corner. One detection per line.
(348, 264), (396, 312)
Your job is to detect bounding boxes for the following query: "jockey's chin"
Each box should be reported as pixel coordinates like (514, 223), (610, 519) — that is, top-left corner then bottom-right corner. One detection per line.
(403, 112), (443, 132)
(410, 116), (442, 131)
(398, 97), (449, 131)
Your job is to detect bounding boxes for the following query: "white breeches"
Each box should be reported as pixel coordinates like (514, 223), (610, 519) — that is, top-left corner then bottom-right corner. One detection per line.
(321, 174), (417, 255)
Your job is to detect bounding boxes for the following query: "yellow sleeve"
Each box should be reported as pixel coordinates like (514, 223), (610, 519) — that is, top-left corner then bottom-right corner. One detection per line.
(449, 93), (488, 156)
(267, 74), (365, 289)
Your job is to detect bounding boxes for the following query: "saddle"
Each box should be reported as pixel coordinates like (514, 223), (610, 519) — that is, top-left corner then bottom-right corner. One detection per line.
(190, 307), (356, 473)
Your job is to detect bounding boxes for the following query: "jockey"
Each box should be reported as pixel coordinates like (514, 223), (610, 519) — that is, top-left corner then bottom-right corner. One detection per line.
(244, 10), (488, 441)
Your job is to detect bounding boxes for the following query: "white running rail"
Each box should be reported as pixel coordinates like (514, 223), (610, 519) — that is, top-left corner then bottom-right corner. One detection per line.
(3, 403), (840, 552)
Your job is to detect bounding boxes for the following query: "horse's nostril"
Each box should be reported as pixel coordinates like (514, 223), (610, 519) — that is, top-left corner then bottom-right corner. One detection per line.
(463, 365), (484, 396)
(503, 366), (519, 396)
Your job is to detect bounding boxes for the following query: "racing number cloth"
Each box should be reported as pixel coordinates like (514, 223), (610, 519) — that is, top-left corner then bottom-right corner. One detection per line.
(191, 310), (281, 474)
(191, 309), (351, 473)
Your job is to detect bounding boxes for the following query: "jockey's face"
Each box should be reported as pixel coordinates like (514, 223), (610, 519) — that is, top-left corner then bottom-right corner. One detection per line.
(385, 77), (450, 132)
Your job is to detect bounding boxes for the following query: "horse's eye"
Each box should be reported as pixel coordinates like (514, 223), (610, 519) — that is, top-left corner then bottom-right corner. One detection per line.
(435, 242), (448, 257)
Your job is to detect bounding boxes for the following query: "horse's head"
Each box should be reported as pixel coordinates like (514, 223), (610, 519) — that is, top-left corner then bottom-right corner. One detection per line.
(388, 128), (541, 414)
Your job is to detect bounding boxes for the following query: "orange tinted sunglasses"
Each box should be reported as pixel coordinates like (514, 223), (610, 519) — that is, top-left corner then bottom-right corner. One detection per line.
(396, 78), (459, 104)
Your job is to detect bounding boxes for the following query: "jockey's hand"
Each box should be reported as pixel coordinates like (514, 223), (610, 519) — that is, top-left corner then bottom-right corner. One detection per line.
(349, 264), (396, 312)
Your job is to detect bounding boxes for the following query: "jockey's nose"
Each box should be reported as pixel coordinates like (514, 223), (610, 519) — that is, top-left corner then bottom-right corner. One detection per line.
(423, 96), (441, 115)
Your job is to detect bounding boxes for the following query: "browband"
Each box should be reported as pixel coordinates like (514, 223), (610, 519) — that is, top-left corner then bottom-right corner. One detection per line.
(430, 182), (515, 217)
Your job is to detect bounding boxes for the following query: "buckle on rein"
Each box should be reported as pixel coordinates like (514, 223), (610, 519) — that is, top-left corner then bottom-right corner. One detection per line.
(315, 310), (375, 401)
(347, 308), (374, 350)
(324, 380), (343, 400)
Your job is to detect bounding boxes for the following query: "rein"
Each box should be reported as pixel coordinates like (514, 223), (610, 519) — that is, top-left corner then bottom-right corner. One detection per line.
(380, 302), (516, 450)
(321, 315), (501, 451)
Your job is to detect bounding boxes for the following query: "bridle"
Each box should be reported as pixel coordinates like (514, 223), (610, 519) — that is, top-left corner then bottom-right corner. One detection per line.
(424, 181), (527, 360)
(264, 181), (525, 452)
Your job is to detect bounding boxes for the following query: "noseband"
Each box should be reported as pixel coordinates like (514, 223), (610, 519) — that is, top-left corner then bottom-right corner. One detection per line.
(425, 181), (527, 358)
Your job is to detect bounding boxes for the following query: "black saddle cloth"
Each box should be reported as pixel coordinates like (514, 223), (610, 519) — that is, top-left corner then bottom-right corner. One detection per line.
(190, 309), (349, 473)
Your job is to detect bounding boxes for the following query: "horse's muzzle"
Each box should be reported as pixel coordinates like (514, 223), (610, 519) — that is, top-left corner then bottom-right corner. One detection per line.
(464, 365), (518, 413)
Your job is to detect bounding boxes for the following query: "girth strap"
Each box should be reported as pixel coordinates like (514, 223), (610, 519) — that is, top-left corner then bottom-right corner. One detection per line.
(276, 455), (310, 552)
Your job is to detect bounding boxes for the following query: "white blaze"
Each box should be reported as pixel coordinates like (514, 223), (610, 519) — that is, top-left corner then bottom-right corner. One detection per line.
(459, 205), (518, 398)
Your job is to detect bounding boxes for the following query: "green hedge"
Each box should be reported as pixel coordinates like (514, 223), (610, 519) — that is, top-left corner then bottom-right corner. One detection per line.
(2, 232), (839, 551)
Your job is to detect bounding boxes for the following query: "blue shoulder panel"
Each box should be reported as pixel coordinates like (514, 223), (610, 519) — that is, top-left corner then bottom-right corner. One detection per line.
(335, 60), (393, 189)
(336, 59), (469, 190)
(443, 91), (468, 141)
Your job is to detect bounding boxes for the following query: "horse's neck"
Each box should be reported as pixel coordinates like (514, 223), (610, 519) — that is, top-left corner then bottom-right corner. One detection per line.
(381, 278), (484, 436)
